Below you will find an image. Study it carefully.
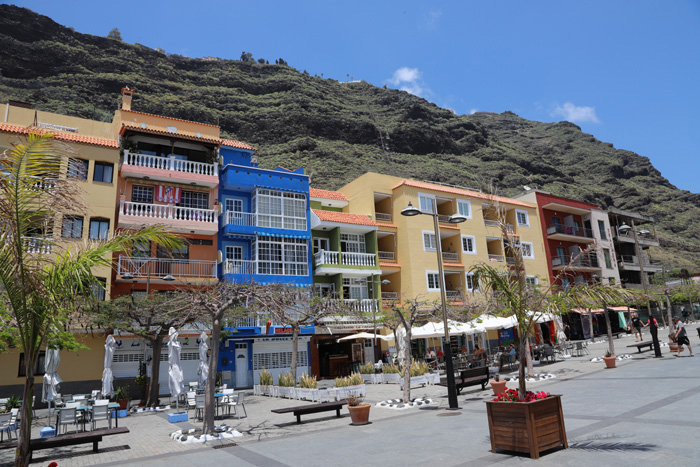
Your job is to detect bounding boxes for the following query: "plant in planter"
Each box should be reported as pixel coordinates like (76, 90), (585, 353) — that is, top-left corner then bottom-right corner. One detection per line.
(296, 373), (318, 400)
(256, 368), (274, 396)
(277, 371), (296, 398)
(114, 386), (130, 410)
(381, 364), (401, 384)
(359, 362), (376, 383)
(346, 392), (371, 425)
(490, 373), (507, 396)
(603, 350), (616, 369)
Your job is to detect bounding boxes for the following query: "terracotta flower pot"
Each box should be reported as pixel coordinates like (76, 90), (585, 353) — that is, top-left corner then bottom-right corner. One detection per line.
(490, 380), (507, 395)
(118, 398), (129, 410)
(348, 403), (371, 425)
(603, 356), (616, 369)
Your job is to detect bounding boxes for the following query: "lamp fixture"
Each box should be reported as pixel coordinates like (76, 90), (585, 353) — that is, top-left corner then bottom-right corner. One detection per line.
(617, 223), (631, 233)
(162, 274), (176, 282)
(121, 272), (134, 280)
(400, 202), (422, 217)
(381, 279), (391, 285)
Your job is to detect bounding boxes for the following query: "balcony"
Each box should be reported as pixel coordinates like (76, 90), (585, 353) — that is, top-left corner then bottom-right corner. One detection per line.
(225, 211), (257, 227)
(117, 256), (217, 279)
(488, 254), (504, 262)
(483, 219), (514, 232)
(121, 151), (218, 188)
(378, 251), (395, 261)
(551, 254), (601, 271)
(618, 255), (663, 272)
(341, 299), (379, 313)
(375, 212), (392, 222)
(442, 251), (459, 262)
(118, 201), (218, 235)
(546, 224), (595, 243)
(314, 250), (376, 268)
(381, 291), (399, 300)
(22, 237), (53, 254)
(445, 290), (462, 301)
(614, 229), (660, 247)
(223, 259), (258, 275)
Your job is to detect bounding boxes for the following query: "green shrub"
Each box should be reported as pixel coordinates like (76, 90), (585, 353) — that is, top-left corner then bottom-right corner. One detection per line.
(278, 371), (295, 387)
(359, 362), (375, 374)
(347, 372), (363, 386)
(382, 364), (400, 374)
(298, 373), (317, 389)
(259, 368), (273, 386)
(334, 376), (348, 387)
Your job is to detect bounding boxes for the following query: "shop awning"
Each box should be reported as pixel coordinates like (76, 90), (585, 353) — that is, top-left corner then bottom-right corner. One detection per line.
(336, 332), (392, 342)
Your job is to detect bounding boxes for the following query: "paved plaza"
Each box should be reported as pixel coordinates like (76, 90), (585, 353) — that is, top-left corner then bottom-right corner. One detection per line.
(3, 330), (700, 466)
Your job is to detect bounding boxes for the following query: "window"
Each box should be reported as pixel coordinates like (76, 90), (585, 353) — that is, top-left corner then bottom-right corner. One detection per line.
(426, 272), (441, 291)
(525, 276), (538, 286)
(189, 238), (213, 246)
(133, 240), (151, 257)
(418, 194), (435, 213)
(456, 200), (471, 219)
(341, 233), (366, 253)
(93, 161), (114, 183)
(603, 248), (612, 269)
(254, 189), (307, 231)
(132, 185), (154, 204)
(598, 220), (607, 240)
(466, 272), (478, 291)
(67, 158), (88, 180)
(313, 237), (330, 254)
(61, 216), (83, 238)
(91, 277), (107, 301)
(314, 283), (335, 297)
(254, 236), (308, 276)
(180, 190), (209, 210)
(225, 245), (243, 261)
(343, 277), (368, 300)
(461, 235), (476, 254)
(225, 198), (243, 213)
(423, 231), (437, 251)
(89, 218), (110, 240)
(520, 242), (534, 259)
(515, 209), (529, 227)
(157, 243), (188, 260)
(18, 351), (46, 377)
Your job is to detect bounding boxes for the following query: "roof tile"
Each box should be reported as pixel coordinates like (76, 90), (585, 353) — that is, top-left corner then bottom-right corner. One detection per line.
(221, 138), (257, 151)
(313, 209), (376, 226)
(310, 188), (349, 202)
(0, 123), (118, 148)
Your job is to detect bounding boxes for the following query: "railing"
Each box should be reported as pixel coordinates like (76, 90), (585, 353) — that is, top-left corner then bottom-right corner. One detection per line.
(118, 256), (217, 278)
(342, 252), (376, 267)
(441, 251), (459, 261)
(375, 212), (392, 222)
(484, 219), (500, 227)
(22, 237), (52, 254)
(120, 201), (217, 224)
(551, 254), (600, 268)
(506, 256), (515, 264)
(615, 229), (659, 243)
(29, 178), (56, 192)
(230, 313), (282, 328)
(546, 224), (594, 239)
(445, 290), (461, 301)
(223, 259), (258, 275)
(438, 215), (452, 223)
(488, 254), (504, 262)
(381, 291), (399, 300)
(618, 255), (658, 268)
(342, 299), (378, 313)
(378, 251), (395, 260)
(124, 150), (218, 176)
(315, 250), (339, 266)
(225, 211), (256, 227)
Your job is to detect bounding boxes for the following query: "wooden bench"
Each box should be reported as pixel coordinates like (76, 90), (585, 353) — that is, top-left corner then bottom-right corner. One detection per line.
(627, 341), (653, 353)
(26, 427), (129, 462)
(271, 400), (347, 424)
(437, 367), (490, 394)
(611, 332), (623, 339)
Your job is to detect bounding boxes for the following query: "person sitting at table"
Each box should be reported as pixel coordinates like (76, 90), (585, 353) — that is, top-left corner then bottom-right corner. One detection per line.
(472, 344), (486, 361)
(459, 345), (468, 354)
(427, 348), (436, 360)
(436, 348), (444, 358)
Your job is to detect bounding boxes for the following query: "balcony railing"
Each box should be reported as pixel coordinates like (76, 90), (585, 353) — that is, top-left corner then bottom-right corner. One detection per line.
(22, 237), (53, 254)
(226, 211), (257, 227)
(506, 256), (515, 264)
(378, 251), (395, 261)
(315, 250), (339, 267)
(483, 219), (514, 232)
(120, 201), (217, 224)
(546, 224), (594, 239)
(442, 251), (459, 262)
(618, 255), (659, 268)
(438, 214), (451, 223)
(446, 290), (462, 301)
(615, 229), (659, 243)
(118, 256), (217, 278)
(124, 151), (218, 177)
(381, 291), (399, 300)
(375, 212), (392, 222)
(342, 299), (378, 313)
(223, 259), (258, 275)
(230, 313), (282, 328)
(488, 254), (504, 262)
(551, 254), (600, 268)
(342, 252), (376, 267)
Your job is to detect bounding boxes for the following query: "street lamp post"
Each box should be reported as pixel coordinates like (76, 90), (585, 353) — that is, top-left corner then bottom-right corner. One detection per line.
(401, 201), (466, 410)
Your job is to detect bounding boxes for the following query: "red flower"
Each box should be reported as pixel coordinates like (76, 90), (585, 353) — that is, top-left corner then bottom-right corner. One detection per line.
(48, 463), (58, 467)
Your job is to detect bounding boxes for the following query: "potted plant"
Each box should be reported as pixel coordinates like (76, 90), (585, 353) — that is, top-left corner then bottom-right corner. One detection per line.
(359, 362), (376, 384)
(347, 393), (371, 425)
(255, 368), (274, 396)
(296, 373), (318, 401)
(114, 386), (130, 410)
(277, 371), (296, 398)
(603, 350), (616, 369)
(381, 364), (401, 384)
(490, 373), (507, 396)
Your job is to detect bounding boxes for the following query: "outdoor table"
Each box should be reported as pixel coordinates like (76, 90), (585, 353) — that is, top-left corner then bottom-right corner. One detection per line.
(54, 403), (121, 432)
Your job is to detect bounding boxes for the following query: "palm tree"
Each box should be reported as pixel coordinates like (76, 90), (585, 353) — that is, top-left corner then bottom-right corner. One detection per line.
(0, 133), (181, 466)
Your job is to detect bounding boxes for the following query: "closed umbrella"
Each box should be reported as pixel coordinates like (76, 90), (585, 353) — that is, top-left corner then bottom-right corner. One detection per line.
(168, 327), (184, 409)
(42, 348), (62, 415)
(102, 335), (116, 398)
(197, 332), (209, 389)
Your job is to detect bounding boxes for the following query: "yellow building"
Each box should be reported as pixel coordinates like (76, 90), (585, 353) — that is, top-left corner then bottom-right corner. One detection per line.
(0, 100), (120, 394)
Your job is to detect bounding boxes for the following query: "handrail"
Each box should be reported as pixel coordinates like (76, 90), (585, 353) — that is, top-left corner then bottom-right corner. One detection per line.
(118, 256), (216, 278)
(225, 211), (256, 227)
(120, 201), (217, 223)
(375, 212), (392, 222)
(546, 224), (593, 239)
(124, 150), (218, 176)
(342, 252), (376, 267)
(378, 251), (395, 260)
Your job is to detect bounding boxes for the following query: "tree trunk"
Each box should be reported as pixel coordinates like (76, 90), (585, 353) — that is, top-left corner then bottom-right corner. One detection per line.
(202, 316), (222, 435)
(518, 332), (528, 399)
(146, 334), (165, 407)
(16, 355), (35, 467)
(291, 324), (299, 386)
(665, 292), (674, 340)
(588, 309), (595, 343)
(602, 301), (614, 355)
(402, 330), (412, 403)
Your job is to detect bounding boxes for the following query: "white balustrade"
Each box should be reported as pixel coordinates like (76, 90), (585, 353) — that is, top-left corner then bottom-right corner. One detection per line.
(223, 259), (258, 275)
(226, 211), (257, 227)
(22, 237), (52, 254)
(375, 212), (392, 222)
(118, 256), (216, 278)
(441, 251), (459, 261)
(488, 254), (504, 262)
(341, 252), (376, 267)
(342, 299), (378, 313)
(314, 250), (339, 266)
(120, 201), (216, 223)
(378, 251), (395, 260)
(124, 151), (218, 176)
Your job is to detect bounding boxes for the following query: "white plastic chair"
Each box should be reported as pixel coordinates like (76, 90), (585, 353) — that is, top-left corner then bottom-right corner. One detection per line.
(0, 413), (13, 441)
(58, 407), (79, 434)
(91, 404), (112, 431)
(194, 394), (205, 421)
(186, 392), (196, 415)
(225, 392), (247, 419)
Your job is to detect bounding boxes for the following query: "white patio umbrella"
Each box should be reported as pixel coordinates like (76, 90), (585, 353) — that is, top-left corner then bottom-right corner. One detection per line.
(102, 335), (116, 398)
(337, 332), (392, 342)
(42, 348), (62, 415)
(168, 327), (184, 410)
(197, 332), (209, 389)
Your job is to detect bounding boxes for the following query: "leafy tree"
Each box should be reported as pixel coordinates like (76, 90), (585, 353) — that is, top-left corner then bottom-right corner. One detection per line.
(240, 51), (253, 62)
(0, 133), (181, 466)
(107, 28), (122, 41)
(257, 58), (266, 64)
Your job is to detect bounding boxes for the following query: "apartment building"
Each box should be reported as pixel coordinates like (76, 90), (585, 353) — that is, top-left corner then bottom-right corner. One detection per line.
(607, 207), (662, 289)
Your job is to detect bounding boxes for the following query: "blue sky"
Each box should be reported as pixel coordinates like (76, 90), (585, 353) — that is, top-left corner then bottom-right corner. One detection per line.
(7, 1), (700, 193)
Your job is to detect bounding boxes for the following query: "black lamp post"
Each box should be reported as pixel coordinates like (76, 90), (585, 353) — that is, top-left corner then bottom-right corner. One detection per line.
(401, 201), (466, 410)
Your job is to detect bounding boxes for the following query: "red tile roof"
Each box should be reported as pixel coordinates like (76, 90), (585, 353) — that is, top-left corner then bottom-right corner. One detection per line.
(121, 109), (219, 128)
(310, 188), (349, 202)
(392, 180), (533, 208)
(221, 138), (257, 151)
(313, 209), (377, 226)
(443, 262), (464, 268)
(379, 261), (401, 268)
(120, 121), (221, 144)
(376, 222), (398, 229)
(0, 123), (118, 148)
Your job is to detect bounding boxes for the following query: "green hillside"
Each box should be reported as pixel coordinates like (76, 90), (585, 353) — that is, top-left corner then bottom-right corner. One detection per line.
(0, 5), (698, 268)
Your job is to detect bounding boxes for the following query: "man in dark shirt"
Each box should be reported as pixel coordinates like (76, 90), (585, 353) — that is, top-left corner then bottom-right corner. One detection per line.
(673, 316), (694, 357)
(631, 313), (643, 342)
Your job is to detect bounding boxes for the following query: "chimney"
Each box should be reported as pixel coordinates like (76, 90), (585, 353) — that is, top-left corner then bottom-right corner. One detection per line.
(121, 87), (134, 111)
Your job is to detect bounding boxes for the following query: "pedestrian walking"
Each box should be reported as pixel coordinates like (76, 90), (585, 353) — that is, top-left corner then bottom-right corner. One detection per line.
(631, 313), (643, 342)
(672, 316), (694, 357)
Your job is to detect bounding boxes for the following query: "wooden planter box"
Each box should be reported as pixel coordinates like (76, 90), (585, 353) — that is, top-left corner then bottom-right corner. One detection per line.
(485, 394), (567, 459)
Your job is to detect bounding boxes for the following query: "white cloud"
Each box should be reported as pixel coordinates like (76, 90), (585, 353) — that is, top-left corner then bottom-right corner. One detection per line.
(551, 102), (600, 124)
(387, 67), (429, 97)
(424, 9), (442, 30)
(469, 108), (478, 115)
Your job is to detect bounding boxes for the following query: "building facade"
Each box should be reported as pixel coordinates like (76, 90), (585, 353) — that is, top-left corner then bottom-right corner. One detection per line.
(607, 207), (662, 289)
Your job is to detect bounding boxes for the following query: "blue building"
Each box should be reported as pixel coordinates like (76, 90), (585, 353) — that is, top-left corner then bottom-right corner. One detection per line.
(216, 140), (314, 388)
